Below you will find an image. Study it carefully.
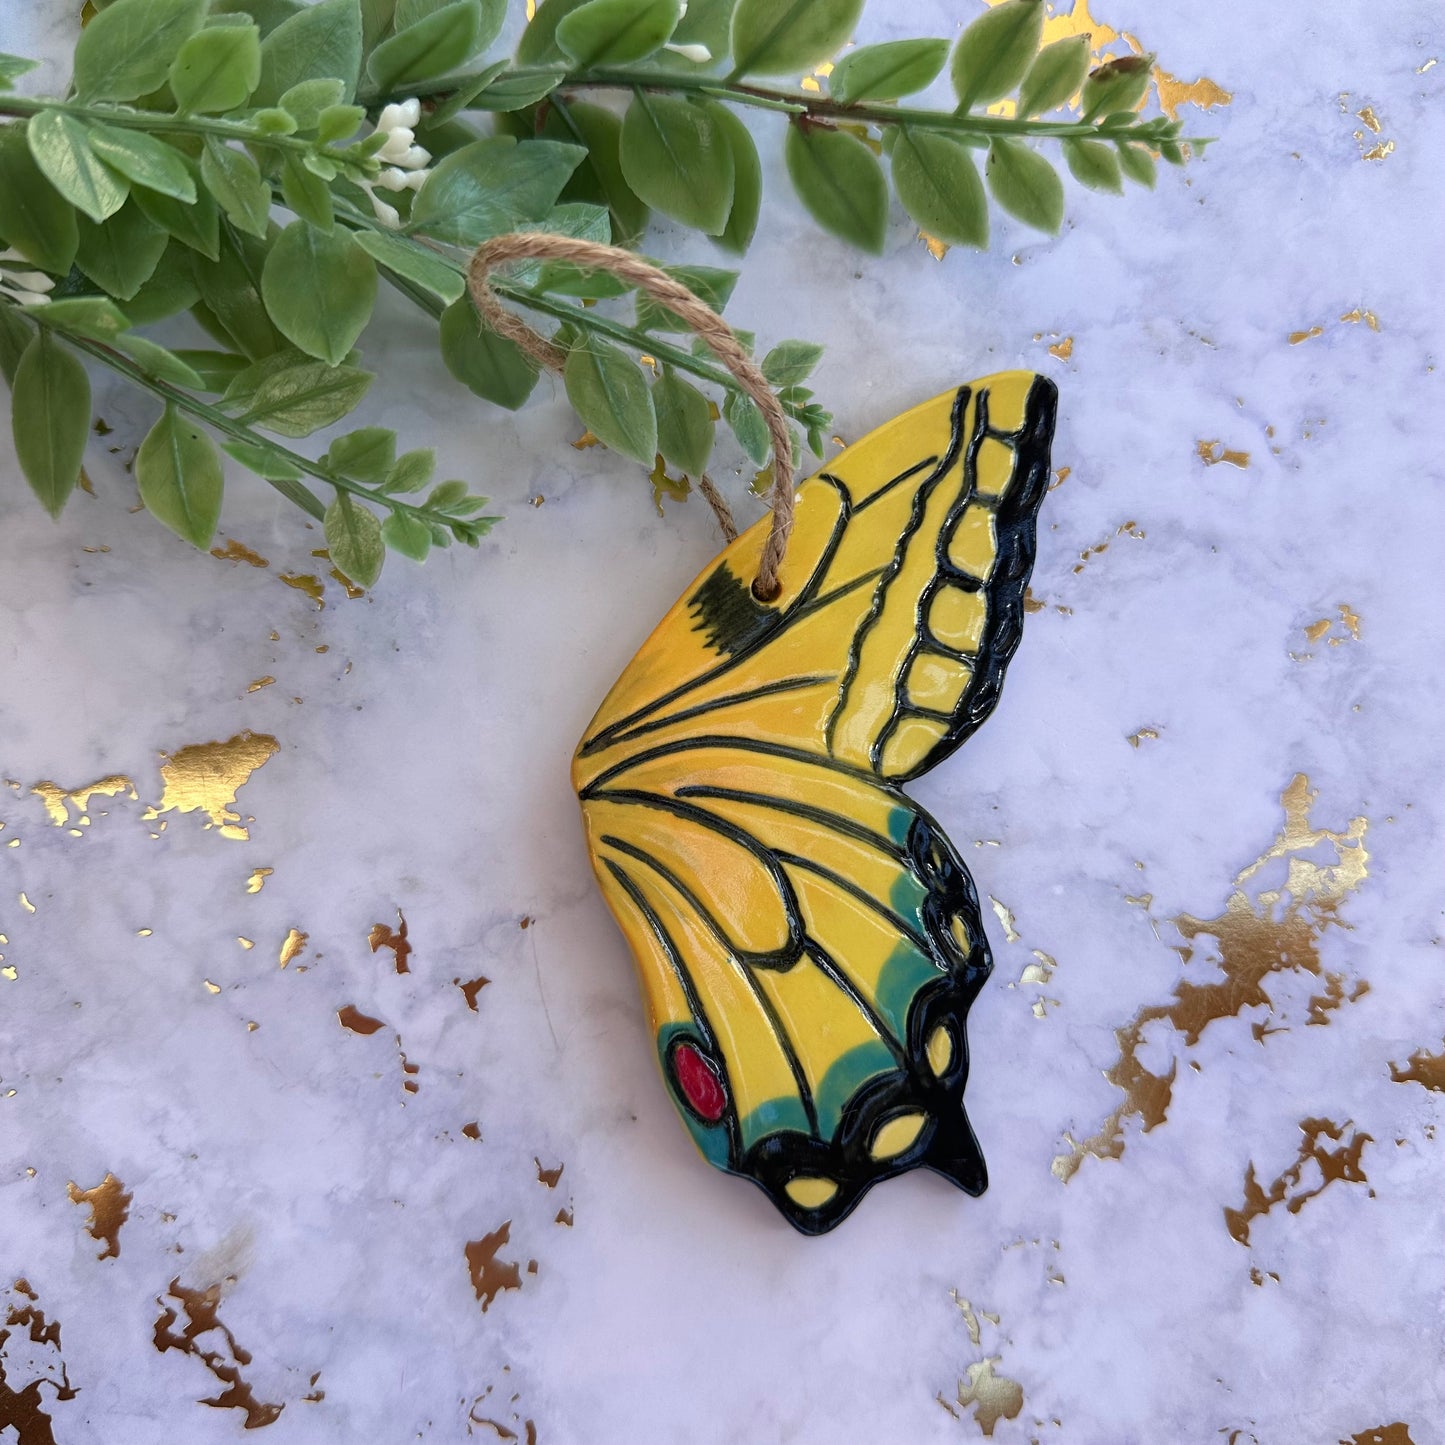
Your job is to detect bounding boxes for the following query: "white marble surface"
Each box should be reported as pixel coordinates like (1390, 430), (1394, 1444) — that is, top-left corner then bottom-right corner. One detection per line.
(2, 2), (1443, 1442)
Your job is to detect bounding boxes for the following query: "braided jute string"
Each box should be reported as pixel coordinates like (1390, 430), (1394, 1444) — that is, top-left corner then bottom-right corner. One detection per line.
(467, 233), (793, 599)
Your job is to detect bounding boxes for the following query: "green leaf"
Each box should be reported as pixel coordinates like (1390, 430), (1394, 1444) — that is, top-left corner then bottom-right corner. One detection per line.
(410, 137), (585, 245)
(707, 101), (761, 254)
(440, 297), (539, 410)
(556, 0), (683, 66)
(1116, 140), (1157, 188)
(40, 297), (132, 340)
(125, 242), (201, 322)
(318, 103), (367, 143)
(136, 404), (223, 547)
(464, 64), (566, 110)
(232, 356), (374, 436)
(829, 38), (948, 103)
(549, 101), (649, 248)
(85, 124), (197, 203)
(425, 478), (468, 510)
(11, 330), (90, 518)
(27, 111), (129, 224)
(175, 348), (251, 390)
(985, 137), (1063, 234)
(73, 0), (207, 101)
(324, 492), (384, 587)
(1062, 136), (1123, 193)
(261, 219), (377, 365)
(221, 437), (304, 479)
(516, 0), (591, 64)
(384, 447), (434, 492)
(653, 369), (712, 476)
(564, 340), (656, 464)
(1081, 54), (1153, 122)
(381, 510), (432, 561)
(950, 0), (1044, 111)
(760, 339), (823, 387)
(212, 0), (303, 35)
(729, 0), (862, 77)
(361, 0), (397, 49)
(113, 333), (207, 388)
(280, 152), (334, 228)
(723, 388), (768, 465)
(891, 126), (988, 250)
(75, 201), (167, 299)
(0, 54), (40, 91)
(418, 59), (507, 127)
(134, 159), (219, 259)
(619, 94), (734, 235)
(192, 226), (284, 359)
(200, 138), (271, 238)
(784, 122), (886, 254)
(0, 134), (78, 274)
(1017, 34), (1089, 117)
(635, 264), (737, 331)
(352, 229), (464, 304)
(367, 0), (483, 91)
(0, 307), (33, 388)
(399, 0), (503, 46)
(279, 77), (347, 130)
(169, 23), (261, 113)
(254, 0), (363, 107)
(325, 425), (396, 482)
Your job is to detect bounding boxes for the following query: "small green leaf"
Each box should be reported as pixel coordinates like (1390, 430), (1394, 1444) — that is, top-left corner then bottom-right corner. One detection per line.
(950, 0), (1044, 111)
(73, 0), (208, 102)
(635, 264), (738, 331)
(136, 403), (223, 547)
(760, 339), (823, 387)
(221, 437), (304, 479)
(325, 426), (396, 482)
(0, 133), (78, 274)
(367, 0), (483, 91)
(556, 0), (683, 67)
(324, 492), (384, 588)
(212, 0), (303, 34)
(564, 340), (657, 465)
(0, 54), (40, 91)
(653, 369), (713, 476)
(261, 220), (377, 365)
(410, 137), (585, 245)
(169, 23), (261, 113)
(723, 387), (768, 465)
(829, 38), (949, 103)
(200, 138), (271, 238)
(318, 104), (367, 143)
(1116, 140), (1157, 188)
(619, 93), (734, 235)
(549, 101), (649, 249)
(174, 349), (251, 391)
(1081, 54), (1154, 122)
(279, 77), (347, 130)
(891, 126), (988, 250)
(193, 226), (285, 359)
(352, 229), (464, 304)
(232, 356), (375, 437)
(729, 0), (863, 77)
(126, 242), (201, 323)
(708, 101), (761, 254)
(113, 334), (207, 388)
(27, 111), (129, 224)
(418, 59), (507, 127)
(1062, 136), (1123, 193)
(516, 0), (591, 64)
(85, 124), (197, 203)
(384, 447), (435, 493)
(784, 122), (887, 254)
(1017, 34), (1089, 117)
(425, 478), (468, 510)
(668, 0), (735, 66)
(280, 152), (334, 228)
(464, 65), (566, 111)
(439, 297), (539, 410)
(11, 330), (90, 518)
(361, 0), (398, 48)
(0, 307), (33, 388)
(134, 159), (219, 259)
(985, 137), (1063, 234)
(381, 510), (432, 562)
(75, 201), (167, 299)
(254, 0), (363, 107)
(252, 107), (299, 135)
(41, 297), (132, 340)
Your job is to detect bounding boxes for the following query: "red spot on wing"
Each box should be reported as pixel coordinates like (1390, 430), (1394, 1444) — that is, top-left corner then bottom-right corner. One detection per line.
(673, 1042), (726, 1122)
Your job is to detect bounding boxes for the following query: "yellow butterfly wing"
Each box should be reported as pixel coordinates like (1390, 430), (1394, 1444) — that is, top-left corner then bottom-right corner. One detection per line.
(573, 372), (1057, 1232)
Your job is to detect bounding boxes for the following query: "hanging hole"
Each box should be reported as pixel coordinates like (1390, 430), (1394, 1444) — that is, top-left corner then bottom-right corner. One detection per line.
(752, 577), (781, 603)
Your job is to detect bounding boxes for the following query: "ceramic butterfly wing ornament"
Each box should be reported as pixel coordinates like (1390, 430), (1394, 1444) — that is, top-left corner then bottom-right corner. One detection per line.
(573, 371), (1058, 1234)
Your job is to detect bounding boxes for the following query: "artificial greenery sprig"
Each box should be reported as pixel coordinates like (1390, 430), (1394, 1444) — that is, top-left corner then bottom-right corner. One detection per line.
(0, 0), (1210, 589)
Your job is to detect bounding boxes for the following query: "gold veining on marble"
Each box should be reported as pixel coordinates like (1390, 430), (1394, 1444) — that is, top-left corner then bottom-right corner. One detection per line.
(245, 867), (273, 894)
(338, 1005), (385, 1036)
(555, 1206), (574, 1226)
(1072, 518), (1145, 574)
(918, 231), (951, 260)
(1153, 69), (1232, 121)
(1289, 326), (1324, 345)
(1127, 726), (1161, 748)
(1, 1280), (78, 1442)
(31, 774), (137, 826)
(1048, 336), (1074, 361)
(1305, 972), (1369, 1024)
(947, 1359), (1025, 1437)
(1389, 1041), (1445, 1092)
(1297, 603), (1362, 656)
(1345, 1426), (1419, 1445)
(152, 1280), (283, 1429)
(203, 979), (221, 994)
(1223, 1117), (1372, 1245)
(66, 1174), (131, 1259)
(278, 928), (308, 968)
(462, 1121), (482, 1140)
(18, 894), (35, 915)
(1054, 775), (1369, 1182)
(464, 1223), (522, 1312)
(1340, 307), (1381, 331)
(571, 429), (600, 450)
(279, 572), (325, 607)
(237, 937), (254, 950)
(455, 975), (491, 1011)
(369, 913), (412, 973)
(146, 733), (279, 841)
(535, 1160), (564, 1189)
(210, 539), (269, 567)
(246, 677), (275, 693)
(988, 896), (1021, 944)
(1196, 439), (1250, 469)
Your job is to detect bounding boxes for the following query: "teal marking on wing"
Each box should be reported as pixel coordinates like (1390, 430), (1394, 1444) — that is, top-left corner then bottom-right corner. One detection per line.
(739, 1095), (812, 1149)
(814, 1039), (898, 1136)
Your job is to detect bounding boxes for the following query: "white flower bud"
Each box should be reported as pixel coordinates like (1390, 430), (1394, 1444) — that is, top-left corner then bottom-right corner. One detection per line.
(664, 42), (711, 63)
(376, 166), (412, 192)
(397, 144), (431, 170)
(376, 100), (420, 133)
(404, 170), (428, 192)
(370, 194), (402, 229)
(377, 127), (416, 162)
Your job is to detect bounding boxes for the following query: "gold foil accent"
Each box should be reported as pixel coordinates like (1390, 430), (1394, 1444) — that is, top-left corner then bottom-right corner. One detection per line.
(1289, 326), (1324, 344)
(988, 897), (1020, 944)
(1047, 337), (1074, 361)
(210, 540), (268, 568)
(465, 1223), (522, 1312)
(462, 1122), (481, 1140)
(919, 231), (950, 260)
(245, 867), (272, 894)
(555, 1207), (574, 1226)
(1305, 972), (1369, 1023)
(368, 913), (412, 974)
(279, 572), (324, 607)
(31, 774), (136, 825)
(1, 1281), (78, 1440)
(1054, 775), (1369, 1182)
(949, 1292), (999, 1348)
(66, 1173), (131, 1259)
(278, 929), (308, 967)
(246, 677), (275, 693)
(329, 567), (365, 600)
(1223, 1118), (1371, 1245)
(571, 430), (600, 450)
(1299, 603), (1361, 653)
(1390, 1042), (1445, 1092)
(203, 980), (221, 994)
(1356, 105), (1382, 133)
(237, 937), (254, 950)
(2, 967), (16, 981)
(535, 1160), (564, 1189)
(148, 733), (279, 841)
(338, 1005), (385, 1035)
(1196, 439), (1250, 469)
(455, 975), (491, 1011)
(1019, 950), (1057, 986)
(18, 894), (35, 915)
(1153, 69), (1232, 121)
(1346, 1427), (1418, 1445)
(1360, 138), (1395, 161)
(1127, 727), (1160, 748)
(152, 1280), (283, 1429)
(1340, 307), (1381, 330)
(1418, 58), (1437, 73)
(950, 1360), (1025, 1437)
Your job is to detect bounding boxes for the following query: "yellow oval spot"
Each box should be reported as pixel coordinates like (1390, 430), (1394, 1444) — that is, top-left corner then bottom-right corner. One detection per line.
(927, 1023), (954, 1077)
(950, 914), (971, 954)
(870, 1111), (927, 1160)
(928, 586), (988, 653)
(784, 1176), (839, 1210)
